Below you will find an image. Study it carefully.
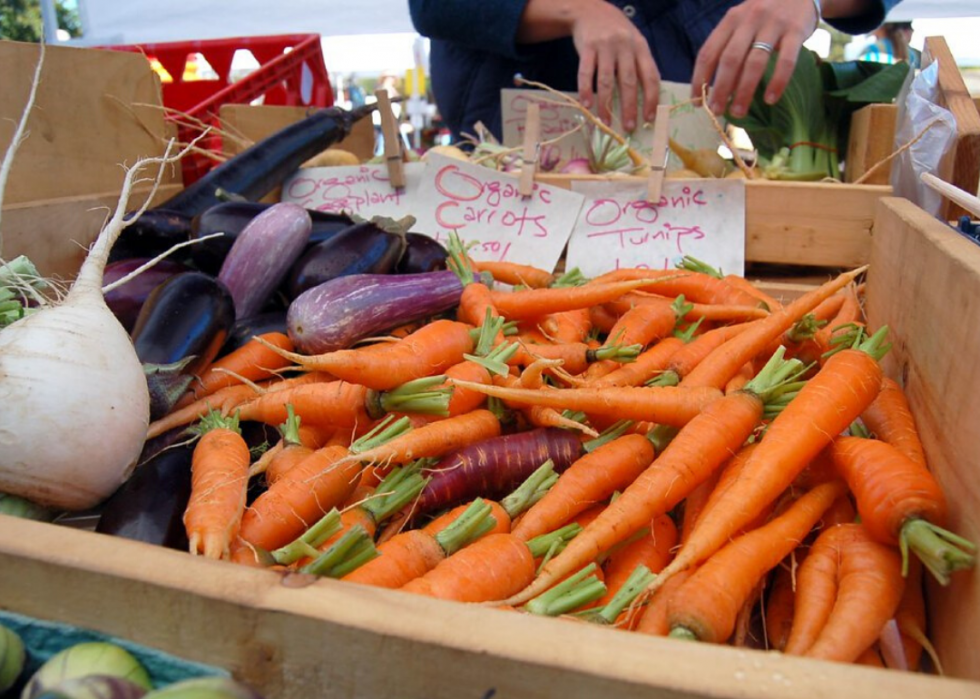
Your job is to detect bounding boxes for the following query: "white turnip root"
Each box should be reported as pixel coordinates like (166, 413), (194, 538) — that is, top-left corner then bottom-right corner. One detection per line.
(0, 148), (184, 510)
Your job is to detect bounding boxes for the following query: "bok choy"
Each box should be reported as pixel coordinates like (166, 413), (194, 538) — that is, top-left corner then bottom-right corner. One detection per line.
(727, 48), (910, 180)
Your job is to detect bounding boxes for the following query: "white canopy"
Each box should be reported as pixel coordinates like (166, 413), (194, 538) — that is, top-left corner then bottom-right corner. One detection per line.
(62, 0), (980, 72)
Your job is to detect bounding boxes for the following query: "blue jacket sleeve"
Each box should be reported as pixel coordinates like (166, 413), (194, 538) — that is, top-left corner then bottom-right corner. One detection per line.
(409, 0), (530, 60)
(824, 0), (903, 35)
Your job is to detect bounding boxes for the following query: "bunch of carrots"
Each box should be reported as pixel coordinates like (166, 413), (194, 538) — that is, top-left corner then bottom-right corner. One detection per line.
(150, 242), (975, 673)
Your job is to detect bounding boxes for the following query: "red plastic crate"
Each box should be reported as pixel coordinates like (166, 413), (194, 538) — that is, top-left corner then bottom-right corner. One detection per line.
(99, 34), (335, 185)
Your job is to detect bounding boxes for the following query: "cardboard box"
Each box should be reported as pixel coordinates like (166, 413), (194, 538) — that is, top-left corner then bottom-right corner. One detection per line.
(0, 41), (177, 280)
(1, 197), (978, 698)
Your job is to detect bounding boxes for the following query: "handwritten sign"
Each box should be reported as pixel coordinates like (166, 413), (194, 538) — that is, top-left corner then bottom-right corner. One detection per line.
(412, 153), (584, 273)
(501, 82), (723, 172)
(281, 162), (424, 220)
(566, 179), (746, 277)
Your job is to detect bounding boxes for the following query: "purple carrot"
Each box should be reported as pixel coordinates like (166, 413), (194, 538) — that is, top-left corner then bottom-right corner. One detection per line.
(415, 428), (584, 516)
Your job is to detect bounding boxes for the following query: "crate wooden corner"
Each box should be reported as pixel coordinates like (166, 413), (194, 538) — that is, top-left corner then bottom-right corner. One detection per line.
(844, 104), (897, 186)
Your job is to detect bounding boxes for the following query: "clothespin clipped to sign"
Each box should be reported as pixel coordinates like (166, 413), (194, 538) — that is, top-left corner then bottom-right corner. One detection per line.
(646, 104), (672, 203)
(519, 101), (541, 199)
(375, 88), (406, 190)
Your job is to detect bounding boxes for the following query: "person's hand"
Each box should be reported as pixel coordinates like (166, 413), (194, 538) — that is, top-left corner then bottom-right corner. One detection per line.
(690, 0), (821, 118)
(567, 2), (660, 132)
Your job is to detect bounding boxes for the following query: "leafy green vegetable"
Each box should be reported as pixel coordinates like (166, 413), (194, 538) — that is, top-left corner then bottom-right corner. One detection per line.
(727, 48), (910, 180)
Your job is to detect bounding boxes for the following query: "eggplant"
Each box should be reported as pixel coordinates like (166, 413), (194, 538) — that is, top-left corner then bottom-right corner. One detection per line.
(285, 215), (411, 299)
(222, 310), (288, 355)
(109, 208), (194, 263)
(395, 232), (449, 274)
(217, 202), (312, 319)
(131, 271), (236, 420)
(154, 104), (375, 218)
(103, 257), (193, 332)
(190, 201), (353, 275)
(95, 444), (192, 550)
(287, 270), (463, 354)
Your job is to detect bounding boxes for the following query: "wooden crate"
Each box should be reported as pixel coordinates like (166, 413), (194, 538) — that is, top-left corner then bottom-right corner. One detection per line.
(538, 173), (890, 268)
(844, 104), (897, 186)
(1, 197), (979, 698)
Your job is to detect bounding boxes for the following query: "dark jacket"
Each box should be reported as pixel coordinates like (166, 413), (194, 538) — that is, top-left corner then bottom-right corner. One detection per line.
(409, 0), (901, 141)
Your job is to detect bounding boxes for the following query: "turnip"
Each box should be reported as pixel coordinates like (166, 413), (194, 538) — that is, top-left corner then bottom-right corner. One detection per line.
(0, 47), (170, 509)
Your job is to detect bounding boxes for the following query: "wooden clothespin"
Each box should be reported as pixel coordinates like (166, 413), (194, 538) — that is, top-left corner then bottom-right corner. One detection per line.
(646, 104), (672, 203)
(518, 101), (541, 199)
(375, 88), (405, 190)
(474, 121), (500, 146)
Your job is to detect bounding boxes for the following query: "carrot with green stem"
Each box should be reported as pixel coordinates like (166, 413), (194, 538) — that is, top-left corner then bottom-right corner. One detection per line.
(536, 307), (593, 344)
(677, 266), (867, 390)
(248, 404), (312, 482)
(786, 522), (906, 663)
(498, 346), (808, 606)
(341, 498), (498, 589)
(590, 266), (764, 308)
(183, 410), (252, 560)
(675, 255), (782, 311)
(257, 318), (476, 391)
(235, 374), (452, 431)
(580, 336), (685, 389)
(595, 513), (677, 609)
(399, 523), (582, 602)
(640, 325), (890, 602)
(828, 435), (975, 585)
(604, 292), (770, 324)
(511, 432), (657, 541)
(666, 480), (848, 644)
(523, 562), (608, 617)
(489, 278), (675, 321)
(646, 321), (754, 387)
(470, 259), (554, 289)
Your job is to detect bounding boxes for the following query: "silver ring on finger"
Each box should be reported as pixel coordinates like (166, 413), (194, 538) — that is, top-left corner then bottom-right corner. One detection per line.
(750, 41), (775, 54)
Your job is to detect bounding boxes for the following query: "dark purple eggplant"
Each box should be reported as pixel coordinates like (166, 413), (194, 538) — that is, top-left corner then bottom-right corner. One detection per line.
(285, 215), (411, 299)
(103, 257), (192, 331)
(109, 208), (194, 263)
(217, 202), (312, 319)
(395, 232), (449, 274)
(222, 309), (289, 355)
(287, 270), (463, 354)
(95, 443), (193, 550)
(131, 271), (236, 420)
(154, 104), (375, 218)
(414, 428), (584, 516)
(190, 201), (354, 275)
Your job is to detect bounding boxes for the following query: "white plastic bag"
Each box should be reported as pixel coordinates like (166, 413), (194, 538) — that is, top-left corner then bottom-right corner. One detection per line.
(889, 59), (958, 218)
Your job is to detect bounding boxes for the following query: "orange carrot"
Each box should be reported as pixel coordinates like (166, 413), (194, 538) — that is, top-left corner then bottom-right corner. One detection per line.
(597, 513), (677, 608)
(471, 259), (554, 289)
(178, 331), (295, 407)
(584, 336), (685, 388)
(448, 379), (723, 427)
(859, 376), (927, 467)
(591, 267), (763, 307)
(258, 406), (314, 485)
(236, 444), (357, 552)
(792, 523), (906, 663)
(648, 328), (889, 596)
(500, 348), (803, 605)
(267, 319), (476, 390)
(678, 266), (866, 389)
(888, 558), (938, 672)
(604, 293), (769, 324)
(666, 480), (847, 643)
(489, 279), (663, 321)
(537, 307), (592, 344)
(456, 280), (500, 328)
(828, 435), (975, 584)
(764, 560), (797, 651)
(147, 372), (325, 439)
(511, 433), (656, 541)
(634, 568), (696, 636)
(342, 498), (497, 588)
(183, 411), (252, 560)
(647, 322), (754, 387)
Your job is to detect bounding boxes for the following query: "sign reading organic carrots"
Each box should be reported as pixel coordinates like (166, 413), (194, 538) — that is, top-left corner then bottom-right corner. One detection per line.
(412, 153), (585, 273)
(281, 162), (424, 220)
(565, 179), (746, 277)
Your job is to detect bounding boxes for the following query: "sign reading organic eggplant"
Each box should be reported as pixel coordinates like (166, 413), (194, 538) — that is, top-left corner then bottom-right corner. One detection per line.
(566, 179), (746, 278)
(412, 153), (584, 273)
(281, 162), (424, 219)
(500, 81), (723, 171)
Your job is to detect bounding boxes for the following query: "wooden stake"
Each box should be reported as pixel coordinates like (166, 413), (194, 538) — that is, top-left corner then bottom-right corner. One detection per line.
(921, 172), (980, 220)
(375, 89), (405, 190)
(519, 102), (541, 199)
(646, 104), (671, 203)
